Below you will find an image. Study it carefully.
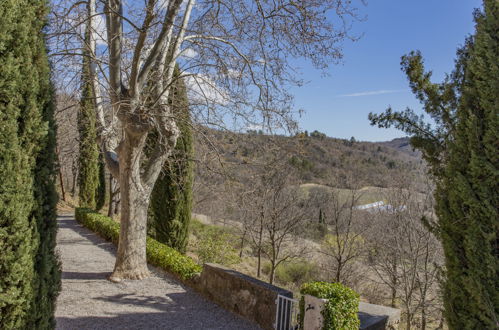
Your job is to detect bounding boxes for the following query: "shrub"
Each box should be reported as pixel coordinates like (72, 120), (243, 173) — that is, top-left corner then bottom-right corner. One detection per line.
(300, 281), (360, 330)
(272, 260), (318, 286)
(75, 208), (201, 280)
(196, 232), (240, 266)
(189, 218), (240, 266)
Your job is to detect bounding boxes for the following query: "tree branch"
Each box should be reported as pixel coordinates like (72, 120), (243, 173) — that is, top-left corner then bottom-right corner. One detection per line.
(137, 0), (183, 91)
(129, 0), (157, 97)
(105, 0), (123, 103)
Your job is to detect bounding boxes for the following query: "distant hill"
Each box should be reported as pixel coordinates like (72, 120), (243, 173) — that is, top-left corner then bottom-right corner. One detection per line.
(193, 129), (425, 217)
(377, 137), (421, 158)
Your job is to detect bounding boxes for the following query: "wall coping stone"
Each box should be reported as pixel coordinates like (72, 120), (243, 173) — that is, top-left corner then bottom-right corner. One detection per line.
(359, 301), (401, 330)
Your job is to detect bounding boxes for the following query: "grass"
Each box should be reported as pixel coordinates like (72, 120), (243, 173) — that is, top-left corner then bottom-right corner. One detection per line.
(299, 183), (403, 205)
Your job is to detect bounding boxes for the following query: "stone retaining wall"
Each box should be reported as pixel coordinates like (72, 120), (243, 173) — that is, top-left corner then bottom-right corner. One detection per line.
(191, 263), (401, 330)
(359, 302), (401, 330)
(194, 263), (292, 330)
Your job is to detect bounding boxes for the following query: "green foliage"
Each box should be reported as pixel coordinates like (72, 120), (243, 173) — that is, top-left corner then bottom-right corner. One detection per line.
(196, 232), (240, 266)
(318, 208), (325, 224)
(75, 208), (201, 280)
(310, 130), (327, 139)
(95, 153), (106, 211)
(0, 0), (60, 328)
(28, 78), (61, 330)
(148, 65), (193, 253)
(190, 219), (240, 266)
(289, 156), (314, 173)
(77, 29), (104, 210)
(300, 282), (360, 330)
(369, 2), (499, 327)
(271, 260), (318, 286)
(302, 221), (328, 241)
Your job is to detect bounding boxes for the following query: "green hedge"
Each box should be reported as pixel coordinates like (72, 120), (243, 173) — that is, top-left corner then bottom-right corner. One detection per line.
(74, 208), (201, 280)
(300, 281), (360, 330)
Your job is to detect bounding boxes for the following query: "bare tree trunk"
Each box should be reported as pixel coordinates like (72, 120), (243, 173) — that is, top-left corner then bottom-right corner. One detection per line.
(108, 176), (120, 217)
(390, 258), (398, 307)
(406, 311), (412, 330)
(390, 282), (397, 307)
(421, 303), (426, 330)
(239, 229), (246, 258)
(256, 217), (263, 278)
(71, 159), (78, 197)
(269, 261), (276, 285)
(110, 132), (151, 281)
(335, 257), (343, 283)
(56, 146), (66, 202)
(59, 166), (66, 202)
(114, 196), (120, 215)
(108, 176), (114, 217)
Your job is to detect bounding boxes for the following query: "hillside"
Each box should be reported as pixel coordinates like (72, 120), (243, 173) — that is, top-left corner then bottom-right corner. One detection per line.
(192, 129), (425, 217)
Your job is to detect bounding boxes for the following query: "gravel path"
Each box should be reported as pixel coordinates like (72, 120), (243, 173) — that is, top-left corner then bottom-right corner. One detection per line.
(55, 214), (259, 330)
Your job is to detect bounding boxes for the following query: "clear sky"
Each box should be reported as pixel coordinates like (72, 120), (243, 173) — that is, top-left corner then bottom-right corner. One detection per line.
(290, 0), (483, 142)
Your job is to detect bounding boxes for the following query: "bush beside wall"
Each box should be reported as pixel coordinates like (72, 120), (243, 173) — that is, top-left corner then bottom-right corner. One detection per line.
(75, 208), (201, 280)
(300, 281), (360, 330)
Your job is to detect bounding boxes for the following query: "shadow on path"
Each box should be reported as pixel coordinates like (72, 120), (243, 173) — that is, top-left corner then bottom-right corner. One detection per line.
(55, 215), (259, 330)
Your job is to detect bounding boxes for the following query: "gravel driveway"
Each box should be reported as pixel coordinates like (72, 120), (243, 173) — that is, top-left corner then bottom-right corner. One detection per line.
(55, 214), (259, 330)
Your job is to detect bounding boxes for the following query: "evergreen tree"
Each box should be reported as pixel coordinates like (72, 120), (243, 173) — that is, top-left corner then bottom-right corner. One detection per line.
(0, 0), (60, 328)
(148, 67), (194, 253)
(369, 1), (498, 327)
(318, 208), (325, 224)
(77, 28), (104, 210)
(28, 82), (61, 330)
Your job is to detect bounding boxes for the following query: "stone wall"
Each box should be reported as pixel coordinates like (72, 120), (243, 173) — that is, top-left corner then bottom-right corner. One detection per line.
(194, 263), (292, 330)
(190, 263), (401, 330)
(359, 302), (401, 330)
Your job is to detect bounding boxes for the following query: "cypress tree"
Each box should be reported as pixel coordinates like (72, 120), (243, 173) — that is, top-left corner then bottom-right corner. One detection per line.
(0, 0), (60, 328)
(148, 67), (194, 253)
(28, 82), (61, 330)
(369, 1), (498, 327)
(77, 29), (104, 210)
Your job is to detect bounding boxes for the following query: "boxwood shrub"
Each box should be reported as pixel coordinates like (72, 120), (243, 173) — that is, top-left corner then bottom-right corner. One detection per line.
(299, 281), (360, 330)
(74, 208), (201, 280)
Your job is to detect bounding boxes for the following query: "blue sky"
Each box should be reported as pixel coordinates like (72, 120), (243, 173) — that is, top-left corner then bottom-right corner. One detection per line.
(291, 0), (482, 142)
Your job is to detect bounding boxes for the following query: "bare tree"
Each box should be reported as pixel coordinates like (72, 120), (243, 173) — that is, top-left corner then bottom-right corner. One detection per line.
(318, 188), (368, 286)
(55, 93), (80, 200)
(365, 181), (443, 329)
(239, 160), (308, 284)
(50, 0), (363, 280)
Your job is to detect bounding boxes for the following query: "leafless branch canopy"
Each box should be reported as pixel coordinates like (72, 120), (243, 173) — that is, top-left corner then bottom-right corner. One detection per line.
(49, 0), (364, 135)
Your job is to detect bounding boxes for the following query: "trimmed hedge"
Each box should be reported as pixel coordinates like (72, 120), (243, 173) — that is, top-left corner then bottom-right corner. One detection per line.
(74, 208), (201, 280)
(300, 281), (360, 330)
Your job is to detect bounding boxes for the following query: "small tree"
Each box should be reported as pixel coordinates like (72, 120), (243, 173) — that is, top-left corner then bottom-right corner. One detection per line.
(365, 182), (443, 329)
(241, 160), (308, 284)
(318, 189), (367, 286)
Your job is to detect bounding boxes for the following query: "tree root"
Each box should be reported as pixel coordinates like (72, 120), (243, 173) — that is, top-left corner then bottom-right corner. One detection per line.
(108, 268), (151, 282)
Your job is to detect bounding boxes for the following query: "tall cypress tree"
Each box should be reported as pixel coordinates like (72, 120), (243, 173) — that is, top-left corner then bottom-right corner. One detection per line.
(0, 0), (60, 328)
(28, 83), (61, 330)
(148, 67), (194, 253)
(77, 28), (104, 210)
(369, 1), (498, 327)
